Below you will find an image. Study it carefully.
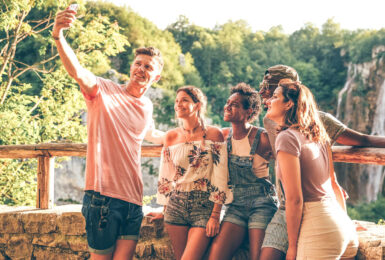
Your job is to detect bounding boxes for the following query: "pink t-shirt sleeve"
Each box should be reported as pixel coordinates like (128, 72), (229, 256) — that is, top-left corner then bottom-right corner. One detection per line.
(275, 130), (301, 157)
(80, 77), (104, 102)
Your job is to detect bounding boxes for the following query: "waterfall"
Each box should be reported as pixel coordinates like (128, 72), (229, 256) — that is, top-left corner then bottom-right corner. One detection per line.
(371, 79), (385, 136)
(336, 64), (357, 119)
(364, 79), (385, 201)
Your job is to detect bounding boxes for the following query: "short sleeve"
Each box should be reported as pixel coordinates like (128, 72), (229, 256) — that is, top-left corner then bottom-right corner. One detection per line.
(208, 143), (233, 204)
(156, 147), (175, 205)
(263, 116), (279, 157)
(81, 76), (105, 102)
(318, 111), (347, 144)
(275, 130), (301, 157)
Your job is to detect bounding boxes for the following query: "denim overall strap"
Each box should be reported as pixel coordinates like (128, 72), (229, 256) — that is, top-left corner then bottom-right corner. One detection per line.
(227, 128), (233, 153)
(250, 127), (263, 155)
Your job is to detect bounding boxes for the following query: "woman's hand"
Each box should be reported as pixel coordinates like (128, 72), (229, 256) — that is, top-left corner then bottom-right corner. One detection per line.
(146, 212), (164, 223)
(286, 246), (297, 260)
(206, 216), (220, 237)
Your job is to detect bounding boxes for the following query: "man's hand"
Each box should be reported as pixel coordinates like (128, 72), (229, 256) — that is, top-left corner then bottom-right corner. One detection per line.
(52, 7), (77, 39)
(145, 127), (165, 145)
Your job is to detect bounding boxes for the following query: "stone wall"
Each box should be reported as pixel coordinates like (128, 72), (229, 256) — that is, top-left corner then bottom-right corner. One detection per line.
(0, 205), (384, 259)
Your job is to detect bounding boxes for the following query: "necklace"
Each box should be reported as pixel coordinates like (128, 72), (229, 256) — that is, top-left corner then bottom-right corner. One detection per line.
(181, 123), (202, 143)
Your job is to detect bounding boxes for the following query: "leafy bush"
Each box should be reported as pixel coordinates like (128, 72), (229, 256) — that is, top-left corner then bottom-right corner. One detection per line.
(347, 197), (385, 224)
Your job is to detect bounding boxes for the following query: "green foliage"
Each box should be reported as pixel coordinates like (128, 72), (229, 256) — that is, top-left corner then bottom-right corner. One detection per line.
(345, 29), (385, 63)
(0, 159), (37, 205)
(143, 194), (156, 206)
(1, 0), (384, 206)
(347, 197), (385, 223)
(0, 0), (129, 205)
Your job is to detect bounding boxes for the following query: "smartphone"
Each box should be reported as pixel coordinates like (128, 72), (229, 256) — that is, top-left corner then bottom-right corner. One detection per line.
(69, 3), (78, 11)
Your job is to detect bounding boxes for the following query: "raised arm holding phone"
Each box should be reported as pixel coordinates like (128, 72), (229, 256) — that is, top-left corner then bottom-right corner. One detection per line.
(53, 5), (164, 260)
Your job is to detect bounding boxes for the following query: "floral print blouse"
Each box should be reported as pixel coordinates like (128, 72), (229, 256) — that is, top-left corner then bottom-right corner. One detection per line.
(157, 140), (233, 205)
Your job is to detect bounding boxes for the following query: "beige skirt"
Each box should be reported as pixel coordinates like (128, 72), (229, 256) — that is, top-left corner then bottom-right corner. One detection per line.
(297, 198), (358, 260)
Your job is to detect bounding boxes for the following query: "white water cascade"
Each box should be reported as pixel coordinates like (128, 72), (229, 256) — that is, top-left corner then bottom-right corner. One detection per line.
(335, 59), (385, 203)
(363, 79), (385, 201)
(336, 64), (357, 119)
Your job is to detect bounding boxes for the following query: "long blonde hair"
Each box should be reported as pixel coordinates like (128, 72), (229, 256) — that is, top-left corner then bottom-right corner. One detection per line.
(278, 79), (329, 143)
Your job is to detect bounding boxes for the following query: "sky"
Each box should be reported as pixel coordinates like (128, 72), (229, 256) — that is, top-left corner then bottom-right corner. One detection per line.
(106, 0), (385, 33)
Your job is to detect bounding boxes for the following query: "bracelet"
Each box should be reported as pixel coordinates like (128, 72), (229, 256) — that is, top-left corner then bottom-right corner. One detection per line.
(210, 215), (220, 220)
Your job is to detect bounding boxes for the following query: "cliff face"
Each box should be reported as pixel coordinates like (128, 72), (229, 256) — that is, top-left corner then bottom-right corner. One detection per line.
(335, 46), (385, 204)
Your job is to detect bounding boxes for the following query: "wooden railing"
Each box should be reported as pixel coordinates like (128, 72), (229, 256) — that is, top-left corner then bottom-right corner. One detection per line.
(0, 143), (384, 209)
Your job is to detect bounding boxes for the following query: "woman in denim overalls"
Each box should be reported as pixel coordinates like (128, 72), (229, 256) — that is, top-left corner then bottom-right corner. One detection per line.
(208, 83), (278, 260)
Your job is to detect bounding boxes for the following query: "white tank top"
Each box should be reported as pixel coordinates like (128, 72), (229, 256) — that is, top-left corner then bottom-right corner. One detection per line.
(231, 127), (269, 178)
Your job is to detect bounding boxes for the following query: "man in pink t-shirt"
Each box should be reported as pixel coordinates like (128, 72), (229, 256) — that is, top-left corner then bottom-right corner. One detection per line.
(53, 6), (164, 259)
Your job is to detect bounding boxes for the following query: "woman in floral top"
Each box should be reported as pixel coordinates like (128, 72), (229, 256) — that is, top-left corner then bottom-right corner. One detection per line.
(148, 86), (232, 260)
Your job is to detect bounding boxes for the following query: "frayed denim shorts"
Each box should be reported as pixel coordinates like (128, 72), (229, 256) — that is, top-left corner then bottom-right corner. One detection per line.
(81, 190), (143, 255)
(223, 183), (278, 229)
(164, 190), (214, 228)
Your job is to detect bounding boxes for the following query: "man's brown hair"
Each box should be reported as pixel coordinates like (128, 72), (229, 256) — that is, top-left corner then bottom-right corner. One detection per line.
(259, 65), (299, 99)
(135, 47), (164, 69)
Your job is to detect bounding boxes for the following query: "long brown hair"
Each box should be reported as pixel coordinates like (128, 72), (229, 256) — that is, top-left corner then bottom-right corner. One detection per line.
(278, 79), (329, 143)
(176, 86), (207, 130)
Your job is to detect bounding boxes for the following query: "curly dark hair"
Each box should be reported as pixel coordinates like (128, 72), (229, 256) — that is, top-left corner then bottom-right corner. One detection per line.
(230, 82), (261, 123)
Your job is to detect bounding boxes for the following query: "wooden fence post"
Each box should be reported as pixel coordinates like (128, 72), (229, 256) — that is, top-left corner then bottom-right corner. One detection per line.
(36, 155), (55, 209)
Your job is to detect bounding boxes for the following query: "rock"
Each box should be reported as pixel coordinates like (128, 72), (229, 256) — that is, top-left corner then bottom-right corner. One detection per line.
(21, 212), (57, 234)
(32, 233), (69, 249)
(0, 234), (9, 244)
(140, 224), (155, 240)
(136, 243), (153, 257)
(335, 55), (385, 204)
(57, 212), (85, 235)
(5, 234), (33, 259)
(0, 213), (23, 233)
(153, 243), (174, 259)
(67, 235), (88, 252)
(33, 247), (89, 260)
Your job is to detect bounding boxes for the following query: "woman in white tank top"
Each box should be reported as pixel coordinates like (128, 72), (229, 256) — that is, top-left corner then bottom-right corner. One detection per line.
(208, 83), (278, 260)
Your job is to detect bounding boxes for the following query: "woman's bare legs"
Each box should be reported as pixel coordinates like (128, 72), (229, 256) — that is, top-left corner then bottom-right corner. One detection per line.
(165, 224), (189, 260)
(181, 227), (211, 260)
(207, 221), (246, 260)
(166, 224), (212, 260)
(248, 228), (265, 260)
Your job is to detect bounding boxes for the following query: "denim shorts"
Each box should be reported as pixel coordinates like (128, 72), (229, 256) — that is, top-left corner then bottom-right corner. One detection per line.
(164, 190), (214, 228)
(261, 208), (288, 253)
(223, 183), (278, 229)
(81, 190), (143, 255)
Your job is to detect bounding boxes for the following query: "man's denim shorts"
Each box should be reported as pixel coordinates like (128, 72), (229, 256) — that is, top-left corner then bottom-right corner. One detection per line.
(261, 208), (288, 253)
(164, 190), (214, 228)
(222, 183), (278, 229)
(81, 190), (143, 255)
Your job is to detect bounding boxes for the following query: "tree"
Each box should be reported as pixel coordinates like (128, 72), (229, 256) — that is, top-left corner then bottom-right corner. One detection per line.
(0, 0), (128, 205)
